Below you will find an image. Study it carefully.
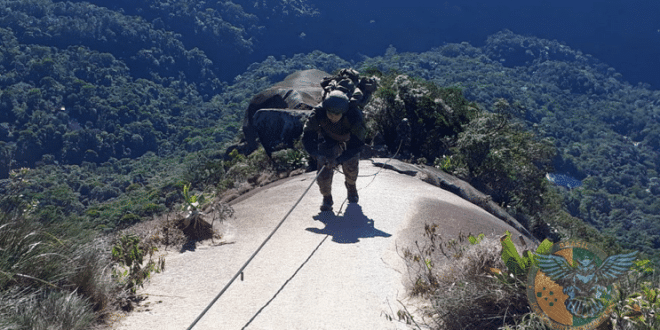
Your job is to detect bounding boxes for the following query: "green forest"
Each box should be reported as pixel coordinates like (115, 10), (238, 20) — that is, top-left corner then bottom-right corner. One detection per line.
(1, 0), (660, 328)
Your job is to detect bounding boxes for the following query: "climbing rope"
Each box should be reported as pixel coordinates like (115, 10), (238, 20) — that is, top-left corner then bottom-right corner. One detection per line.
(336, 142), (403, 214)
(184, 136), (539, 328)
(185, 165), (326, 330)
(186, 145), (401, 329)
(334, 139), (404, 177)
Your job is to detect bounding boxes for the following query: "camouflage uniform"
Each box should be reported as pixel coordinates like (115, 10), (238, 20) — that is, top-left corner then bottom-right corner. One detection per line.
(302, 104), (366, 206)
(302, 69), (376, 211)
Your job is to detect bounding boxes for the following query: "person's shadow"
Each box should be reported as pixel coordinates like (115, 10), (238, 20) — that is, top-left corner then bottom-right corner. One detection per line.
(305, 204), (391, 244)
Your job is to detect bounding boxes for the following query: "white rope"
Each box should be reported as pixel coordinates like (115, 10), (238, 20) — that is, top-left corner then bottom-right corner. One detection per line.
(185, 165), (326, 330)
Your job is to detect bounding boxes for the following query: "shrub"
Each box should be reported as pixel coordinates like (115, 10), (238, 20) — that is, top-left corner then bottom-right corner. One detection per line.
(111, 234), (164, 294)
(0, 289), (95, 330)
(367, 73), (477, 160)
(606, 259), (660, 329)
(400, 226), (556, 329)
(67, 240), (116, 313)
(401, 228), (530, 329)
(119, 213), (141, 224)
(271, 148), (306, 173)
(453, 111), (555, 217)
(142, 202), (164, 216)
(0, 213), (116, 329)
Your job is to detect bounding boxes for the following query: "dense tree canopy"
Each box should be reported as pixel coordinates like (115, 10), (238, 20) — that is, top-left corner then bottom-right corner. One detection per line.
(0, 0), (658, 293)
(1, 2), (659, 325)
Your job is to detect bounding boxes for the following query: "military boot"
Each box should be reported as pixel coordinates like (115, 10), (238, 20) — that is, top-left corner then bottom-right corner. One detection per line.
(346, 182), (359, 203)
(320, 195), (333, 212)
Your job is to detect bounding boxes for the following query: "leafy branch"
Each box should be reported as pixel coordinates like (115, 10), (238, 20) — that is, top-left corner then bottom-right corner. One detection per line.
(111, 234), (164, 294)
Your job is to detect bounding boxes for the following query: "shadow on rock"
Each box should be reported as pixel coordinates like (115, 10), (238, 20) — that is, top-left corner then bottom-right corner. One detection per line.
(306, 204), (391, 244)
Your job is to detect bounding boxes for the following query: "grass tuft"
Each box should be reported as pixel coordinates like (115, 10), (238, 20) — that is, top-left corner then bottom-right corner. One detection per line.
(0, 289), (96, 330)
(401, 226), (530, 329)
(0, 213), (118, 329)
(430, 238), (529, 329)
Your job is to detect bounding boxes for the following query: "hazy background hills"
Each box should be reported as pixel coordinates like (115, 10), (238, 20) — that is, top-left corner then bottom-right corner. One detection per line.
(1, 0), (659, 249)
(2, 1), (660, 327)
(308, 0), (660, 90)
(5, 0), (659, 90)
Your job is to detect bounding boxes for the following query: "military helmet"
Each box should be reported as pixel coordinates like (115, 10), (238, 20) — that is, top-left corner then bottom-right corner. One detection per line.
(322, 90), (349, 114)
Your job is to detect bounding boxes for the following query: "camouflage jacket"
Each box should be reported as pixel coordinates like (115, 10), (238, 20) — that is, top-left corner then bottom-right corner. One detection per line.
(302, 105), (366, 162)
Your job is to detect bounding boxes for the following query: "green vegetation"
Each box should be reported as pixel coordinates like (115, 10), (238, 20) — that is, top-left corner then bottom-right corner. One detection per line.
(401, 226), (659, 329)
(111, 234), (164, 294)
(498, 230), (553, 277)
(0, 7), (658, 326)
(0, 212), (115, 329)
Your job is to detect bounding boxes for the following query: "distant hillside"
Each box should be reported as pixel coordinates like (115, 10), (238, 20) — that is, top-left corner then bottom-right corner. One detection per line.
(0, 0), (658, 260)
(0, 0), (325, 175)
(4, 3), (660, 328)
(0, 0), (322, 91)
(356, 31), (660, 256)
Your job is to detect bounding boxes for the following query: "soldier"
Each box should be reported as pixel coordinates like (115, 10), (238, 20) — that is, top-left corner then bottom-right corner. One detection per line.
(302, 90), (366, 212)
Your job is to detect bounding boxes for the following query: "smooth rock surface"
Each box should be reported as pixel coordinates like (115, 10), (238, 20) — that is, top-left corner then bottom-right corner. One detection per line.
(243, 69), (328, 152)
(253, 109), (310, 156)
(112, 160), (527, 330)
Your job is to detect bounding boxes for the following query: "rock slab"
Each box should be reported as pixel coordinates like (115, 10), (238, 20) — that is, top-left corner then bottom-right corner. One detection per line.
(112, 160), (527, 330)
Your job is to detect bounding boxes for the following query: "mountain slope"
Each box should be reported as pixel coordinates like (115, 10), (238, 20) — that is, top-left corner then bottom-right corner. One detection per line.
(111, 160), (528, 329)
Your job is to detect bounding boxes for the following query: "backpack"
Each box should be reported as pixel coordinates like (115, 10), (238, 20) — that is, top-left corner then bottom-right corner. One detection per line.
(320, 68), (378, 111)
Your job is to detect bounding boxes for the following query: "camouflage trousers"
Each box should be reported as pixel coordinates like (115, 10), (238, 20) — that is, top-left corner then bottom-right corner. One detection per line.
(317, 155), (359, 197)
